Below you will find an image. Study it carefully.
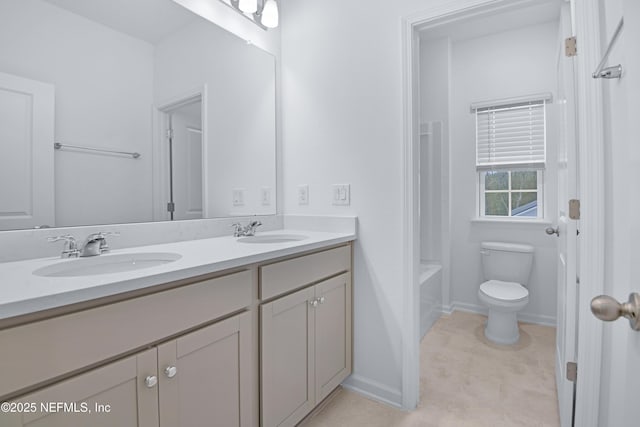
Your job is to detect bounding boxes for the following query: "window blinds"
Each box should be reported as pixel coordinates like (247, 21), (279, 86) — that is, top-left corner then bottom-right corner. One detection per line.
(475, 100), (546, 171)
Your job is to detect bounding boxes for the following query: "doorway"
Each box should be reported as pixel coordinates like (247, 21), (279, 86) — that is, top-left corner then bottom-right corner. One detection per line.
(157, 95), (204, 221)
(400, 1), (603, 425)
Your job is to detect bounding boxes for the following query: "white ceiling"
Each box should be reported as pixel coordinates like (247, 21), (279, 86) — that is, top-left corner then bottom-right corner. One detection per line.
(418, 0), (563, 42)
(43, 0), (199, 44)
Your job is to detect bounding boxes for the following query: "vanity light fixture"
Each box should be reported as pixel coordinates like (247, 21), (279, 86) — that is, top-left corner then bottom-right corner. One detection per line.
(238, 0), (258, 14)
(224, 0), (279, 29)
(260, 0), (279, 28)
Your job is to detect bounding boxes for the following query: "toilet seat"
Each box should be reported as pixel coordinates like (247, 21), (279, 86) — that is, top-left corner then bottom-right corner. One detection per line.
(479, 280), (528, 303)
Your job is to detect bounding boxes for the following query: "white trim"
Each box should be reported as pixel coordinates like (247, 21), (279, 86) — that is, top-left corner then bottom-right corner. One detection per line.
(572, 0), (605, 425)
(400, 12), (420, 411)
(342, 375), (402, 409)
(470, 218), (552, 226)
(401, 0), (602, 419)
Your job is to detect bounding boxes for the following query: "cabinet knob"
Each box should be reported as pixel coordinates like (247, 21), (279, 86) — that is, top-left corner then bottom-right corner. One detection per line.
(144, 375), (158, 388)
(309, 299), (318, 307)
(319, 296), (326, 304)
(164, 366), (177, 378)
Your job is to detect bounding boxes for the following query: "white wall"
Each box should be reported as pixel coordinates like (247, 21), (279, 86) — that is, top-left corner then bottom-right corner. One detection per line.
(0, 0), (155, 227)
(280, 0), (431, 406)
(154, 18), (277, 217)
(448, 22), (559, 324)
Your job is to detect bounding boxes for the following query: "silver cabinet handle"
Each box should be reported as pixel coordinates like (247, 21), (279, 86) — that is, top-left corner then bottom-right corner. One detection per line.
(309, 299), (318, 307)
(545, 226), (560, 236)
(164, 366), (177, 378)
(591, 293), (640, 331)
(144, 375), (158, 388)
(319, 296), (325, 304)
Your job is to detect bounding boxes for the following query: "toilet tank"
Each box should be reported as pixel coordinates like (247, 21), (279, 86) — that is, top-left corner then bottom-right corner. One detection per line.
(481, 241), (534, 286)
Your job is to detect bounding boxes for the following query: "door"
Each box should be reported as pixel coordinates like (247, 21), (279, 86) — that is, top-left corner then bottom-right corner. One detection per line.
(595, 0), (640, 424)
(157, 313), (252, 427)
(314, 274), (352, 403)
(554, 4), (580, 427)
(1, 349), (158, 427)
(168, 100), (203, 221)
(0, 72), (54, 230)
(261, 286), (315, 427)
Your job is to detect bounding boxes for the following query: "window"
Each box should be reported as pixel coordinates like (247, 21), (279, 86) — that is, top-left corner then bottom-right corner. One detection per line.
(480, 170), (542, 217)
(474, 95), (549, 219)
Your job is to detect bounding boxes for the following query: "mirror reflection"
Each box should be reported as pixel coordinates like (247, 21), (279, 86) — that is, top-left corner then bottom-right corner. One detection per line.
(0, 0), (276, 231)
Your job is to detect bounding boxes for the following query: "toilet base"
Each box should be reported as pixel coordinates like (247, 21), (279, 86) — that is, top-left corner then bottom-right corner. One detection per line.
(484, 309), (520, 345)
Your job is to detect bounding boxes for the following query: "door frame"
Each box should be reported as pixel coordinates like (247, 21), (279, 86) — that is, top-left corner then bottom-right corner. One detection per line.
(152, 86), (208, 221)
(400, 0), (606, 422)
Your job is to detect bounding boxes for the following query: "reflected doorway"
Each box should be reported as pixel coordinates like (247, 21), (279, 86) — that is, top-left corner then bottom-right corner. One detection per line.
(161, 97), (203, 221)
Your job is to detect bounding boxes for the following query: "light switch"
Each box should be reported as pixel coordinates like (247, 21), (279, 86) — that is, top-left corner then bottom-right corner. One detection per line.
(332, 184), (350, 206)
(261, 187), (271, 206)
(298, 185), (309, 205)
(232, 188), (245, 206)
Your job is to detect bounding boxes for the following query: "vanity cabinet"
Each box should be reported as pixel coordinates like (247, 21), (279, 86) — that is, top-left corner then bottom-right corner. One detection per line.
(3, 313), (252, 427)
(3, 348), (160, 427)
(260, 246), (352, 427)
(0, 241), (354, 427)
(0, 270), (254, 427)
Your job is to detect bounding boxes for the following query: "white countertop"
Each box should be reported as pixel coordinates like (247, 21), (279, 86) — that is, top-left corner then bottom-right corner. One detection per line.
(0, 229), (355, 321)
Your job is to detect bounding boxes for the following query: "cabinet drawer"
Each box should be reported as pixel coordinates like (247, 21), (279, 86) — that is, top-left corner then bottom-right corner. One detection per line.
(260, 245), (350, 300)
(0, 269), (252, 398)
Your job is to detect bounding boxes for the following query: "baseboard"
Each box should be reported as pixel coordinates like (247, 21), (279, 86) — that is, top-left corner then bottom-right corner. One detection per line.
(440, 301), (556, 327)
(341, 374), (402, 409)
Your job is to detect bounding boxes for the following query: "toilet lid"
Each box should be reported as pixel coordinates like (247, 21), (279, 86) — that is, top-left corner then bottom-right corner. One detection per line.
(480, 280), (528, 301)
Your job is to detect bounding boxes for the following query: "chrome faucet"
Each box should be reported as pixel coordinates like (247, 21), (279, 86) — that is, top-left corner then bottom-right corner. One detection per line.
(232, 220), (262, 237)
(47, 235), (79, 258)
(79, 232), (120, 257)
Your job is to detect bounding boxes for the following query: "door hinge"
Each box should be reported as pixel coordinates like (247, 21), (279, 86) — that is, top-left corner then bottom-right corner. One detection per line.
(166, 128), (174, 139)
(569, 199), (580, 220)
(566, 361), (577, 382)
(565, 37), (577, 57)
(167, 202), (175, 213)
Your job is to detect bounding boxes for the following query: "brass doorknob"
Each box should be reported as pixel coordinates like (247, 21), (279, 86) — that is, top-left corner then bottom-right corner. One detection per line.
(590, 293), (640, 331)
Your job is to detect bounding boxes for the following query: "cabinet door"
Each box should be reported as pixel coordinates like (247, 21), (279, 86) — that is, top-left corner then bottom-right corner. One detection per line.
(1, 348), (159, 427)
(315, 274), (352, 402)
(157, 312), (252, 427)
(261, 287), (315, 427)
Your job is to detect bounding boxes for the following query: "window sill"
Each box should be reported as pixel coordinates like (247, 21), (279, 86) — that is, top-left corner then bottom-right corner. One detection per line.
(470, 217), (552, 226)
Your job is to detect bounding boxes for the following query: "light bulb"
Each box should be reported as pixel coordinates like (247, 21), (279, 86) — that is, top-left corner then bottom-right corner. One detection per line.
(238, 0), (258, 14)
(261, 0), (279, 28)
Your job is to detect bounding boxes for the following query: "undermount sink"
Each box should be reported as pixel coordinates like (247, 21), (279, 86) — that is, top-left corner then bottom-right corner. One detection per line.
(33, 252), (182, 277)
(237, 234), (308, 244)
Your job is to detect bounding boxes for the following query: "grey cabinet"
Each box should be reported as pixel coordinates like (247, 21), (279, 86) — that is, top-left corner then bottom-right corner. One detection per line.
(0, 270), (254, 427)
(2, 313), (252, 427)
(158, 312), (253, 427)
(2, 348), (159, 427)
(260, 273), (352, 427)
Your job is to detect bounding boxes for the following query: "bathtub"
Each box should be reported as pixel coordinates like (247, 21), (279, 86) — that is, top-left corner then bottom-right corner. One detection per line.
(420, 262), (443, 338)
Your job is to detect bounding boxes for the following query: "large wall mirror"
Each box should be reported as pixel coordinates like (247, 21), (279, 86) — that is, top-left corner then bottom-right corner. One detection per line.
(0, 0), (276, 231)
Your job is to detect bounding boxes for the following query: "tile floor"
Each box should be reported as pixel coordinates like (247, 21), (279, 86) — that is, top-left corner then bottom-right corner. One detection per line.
(301, 311), (560, 427)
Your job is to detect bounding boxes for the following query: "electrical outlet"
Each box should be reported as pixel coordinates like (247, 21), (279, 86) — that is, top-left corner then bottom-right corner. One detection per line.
(232, 188), (245, 206)
(261, 187), (271, 206)
(332, 184), (350, 206)
(298, 185), (309, 205)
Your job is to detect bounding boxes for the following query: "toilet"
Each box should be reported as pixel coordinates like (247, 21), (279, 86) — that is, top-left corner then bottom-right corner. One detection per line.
(478, 241), (534, 345)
